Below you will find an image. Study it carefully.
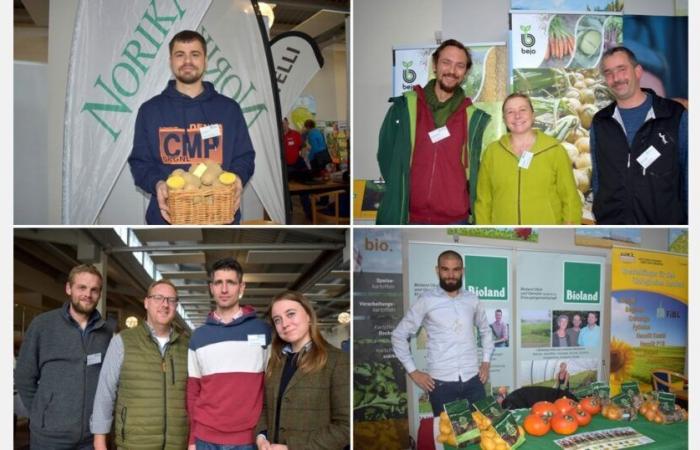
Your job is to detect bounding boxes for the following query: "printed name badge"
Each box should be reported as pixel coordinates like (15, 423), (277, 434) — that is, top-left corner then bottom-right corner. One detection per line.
(518, 151), (534, 169)
(87, 353), (102, 366)
(248, 334), (266, 345)
(200, 124), (221, 140)
(428, 126), (450, 144)
(636, 145), (661, 170)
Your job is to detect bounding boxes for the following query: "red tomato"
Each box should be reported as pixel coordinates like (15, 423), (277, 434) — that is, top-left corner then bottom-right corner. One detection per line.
(532, 401), (558, 418)
(573, 407), (592, 426)
(554, 397), (578, 415)
(579, 397), (602, 416)
(551, 413), (579, 435)
(523, 413), (551, 436)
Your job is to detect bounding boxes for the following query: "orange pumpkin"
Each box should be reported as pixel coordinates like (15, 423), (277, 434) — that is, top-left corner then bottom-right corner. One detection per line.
(523, 413), (550, 436)
(554, 397), (578, 415)
(579, 396), (601, 416)
(550, 413), (579, 435)
(532, 401), (558, 418)
(573, 407), (592, 426)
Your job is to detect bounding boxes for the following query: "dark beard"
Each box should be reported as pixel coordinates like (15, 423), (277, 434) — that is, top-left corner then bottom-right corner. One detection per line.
(439, 277), (462, 292)
(438, 77), (460, 93)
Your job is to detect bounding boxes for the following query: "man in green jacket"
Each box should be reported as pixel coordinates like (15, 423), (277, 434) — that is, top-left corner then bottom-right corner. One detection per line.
(91, 279), (189, 450)
(376, 39), (491, 224)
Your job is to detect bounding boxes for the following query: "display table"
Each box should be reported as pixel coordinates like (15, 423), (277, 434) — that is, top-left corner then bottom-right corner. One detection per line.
(421, 411), (688, 450)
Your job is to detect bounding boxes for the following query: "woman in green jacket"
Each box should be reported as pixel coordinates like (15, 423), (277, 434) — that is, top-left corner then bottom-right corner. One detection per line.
(475, 93), (581, 224)
(256, 292), (349, 450)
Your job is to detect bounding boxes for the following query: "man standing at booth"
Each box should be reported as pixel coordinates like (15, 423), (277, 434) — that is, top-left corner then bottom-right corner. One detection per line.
(376, 39), (491, 224)
(16, 264), (113, 450)
(128, 29), (256, 224)
(591, 46), (687, 224)
(392, 250), (494, 416)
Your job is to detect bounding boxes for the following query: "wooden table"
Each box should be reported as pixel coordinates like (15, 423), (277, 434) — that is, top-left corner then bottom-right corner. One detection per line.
(288, 179), (349, 195)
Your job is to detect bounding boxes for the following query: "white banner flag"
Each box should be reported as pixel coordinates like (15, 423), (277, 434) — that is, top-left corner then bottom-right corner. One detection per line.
(271, 32), (324, 118)
(63, 0), (212, 224)
(199, 0), (285, 223)
(64, 0), (286, 224)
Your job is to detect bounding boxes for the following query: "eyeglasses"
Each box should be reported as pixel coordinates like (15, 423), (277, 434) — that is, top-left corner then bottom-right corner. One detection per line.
(147, 294), (178, 305)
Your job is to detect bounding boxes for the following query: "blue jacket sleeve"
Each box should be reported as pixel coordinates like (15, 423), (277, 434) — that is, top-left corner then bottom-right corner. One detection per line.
(226, 102), (256, 186)
(128, 105), (171, 195)
(678, 111), (688, 216)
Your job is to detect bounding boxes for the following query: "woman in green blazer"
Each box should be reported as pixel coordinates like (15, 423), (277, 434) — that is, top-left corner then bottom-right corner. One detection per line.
(256, 291), (349, 450)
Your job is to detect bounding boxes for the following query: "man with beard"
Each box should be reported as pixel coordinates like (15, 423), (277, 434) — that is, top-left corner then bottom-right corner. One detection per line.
(376, 39), (492, 224)
(591, 46), (687, 224)
(16, 264), (113, 449)
(128, 30), (255, 224)
(392, 250), (494, 415)
(91, 279), (189, 450)
(187, 257), (271, 449)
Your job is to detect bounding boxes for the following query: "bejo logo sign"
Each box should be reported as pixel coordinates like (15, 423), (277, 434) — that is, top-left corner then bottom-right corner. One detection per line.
(402, 60), (417, 83)
(563, 261), (601, 303)
(520, 24), (536, 55)
(465, 255), (508, 300)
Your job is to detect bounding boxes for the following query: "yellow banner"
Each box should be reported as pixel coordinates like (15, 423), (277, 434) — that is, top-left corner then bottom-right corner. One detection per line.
(611, 247), (688, 304)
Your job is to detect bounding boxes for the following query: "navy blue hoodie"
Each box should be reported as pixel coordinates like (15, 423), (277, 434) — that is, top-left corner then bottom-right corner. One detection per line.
(128, 80), (255, 224)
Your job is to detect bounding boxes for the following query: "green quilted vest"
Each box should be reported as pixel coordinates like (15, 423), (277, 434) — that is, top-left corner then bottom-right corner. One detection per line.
(114, 323), (189, 450)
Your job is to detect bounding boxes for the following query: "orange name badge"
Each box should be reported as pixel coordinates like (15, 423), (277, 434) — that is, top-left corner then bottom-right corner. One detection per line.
(158, 125), (223, 165)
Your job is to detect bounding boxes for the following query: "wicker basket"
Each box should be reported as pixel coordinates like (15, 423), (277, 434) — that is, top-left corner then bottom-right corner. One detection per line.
(167, 184), (235, 224)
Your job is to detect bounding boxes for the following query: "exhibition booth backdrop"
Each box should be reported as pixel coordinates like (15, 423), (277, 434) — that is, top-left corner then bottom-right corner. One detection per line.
(62, 0), (323, 224)
(352, 1), (688, 224)
(352, 228), (687, 449)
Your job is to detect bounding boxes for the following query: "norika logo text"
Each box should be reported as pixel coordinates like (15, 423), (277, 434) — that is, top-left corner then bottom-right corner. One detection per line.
(467, 286), (506, 298)
(81, 0), (268, 142)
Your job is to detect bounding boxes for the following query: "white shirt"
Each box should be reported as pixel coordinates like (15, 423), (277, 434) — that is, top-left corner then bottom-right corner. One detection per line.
(391, 287), (494, 382)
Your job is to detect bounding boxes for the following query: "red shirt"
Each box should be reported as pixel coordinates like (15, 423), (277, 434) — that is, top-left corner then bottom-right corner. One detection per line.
(284, 129), (303, 165)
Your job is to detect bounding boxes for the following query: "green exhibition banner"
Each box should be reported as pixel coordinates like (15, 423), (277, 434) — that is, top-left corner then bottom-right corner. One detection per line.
(353, 230), (409, 449)
(516, 251), (606, 390)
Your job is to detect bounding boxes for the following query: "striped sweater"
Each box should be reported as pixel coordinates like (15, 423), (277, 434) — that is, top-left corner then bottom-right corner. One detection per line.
(187, 306), (271, 445)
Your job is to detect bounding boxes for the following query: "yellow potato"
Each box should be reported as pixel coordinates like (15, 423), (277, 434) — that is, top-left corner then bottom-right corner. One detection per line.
(166, 175), (185, 190)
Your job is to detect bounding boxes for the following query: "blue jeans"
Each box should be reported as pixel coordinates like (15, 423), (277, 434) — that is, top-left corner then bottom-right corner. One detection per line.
(428, 374), (486, 417)
(195, 438), (256, 450)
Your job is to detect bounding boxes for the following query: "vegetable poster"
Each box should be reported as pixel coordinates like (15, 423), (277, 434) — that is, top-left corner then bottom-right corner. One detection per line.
(511, 12), (621, 222)
(407, 242), (515, 438)
(353, 229), (409, 450)
(610, 248), (687, 394)
(510, 0), (624, 12)
(516, 251), (605, 390)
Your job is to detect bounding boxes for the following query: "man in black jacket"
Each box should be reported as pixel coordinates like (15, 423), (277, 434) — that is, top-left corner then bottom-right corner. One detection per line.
(15, 264), (113, 449)
(590, 46), (687, 224)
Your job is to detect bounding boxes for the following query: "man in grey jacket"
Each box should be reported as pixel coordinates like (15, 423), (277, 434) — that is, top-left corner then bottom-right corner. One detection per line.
(392, 250), (494, 416)
(15, 264), (113, 449)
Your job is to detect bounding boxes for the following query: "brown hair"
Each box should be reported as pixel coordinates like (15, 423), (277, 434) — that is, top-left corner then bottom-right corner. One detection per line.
(67, 264), (103, 286)
(432, 39), (473, 71)
(169, 30), (207, 56)
(266, 291), (328, 375)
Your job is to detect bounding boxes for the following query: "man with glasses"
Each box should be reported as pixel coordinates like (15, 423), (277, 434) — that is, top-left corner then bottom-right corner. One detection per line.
(91, 279), (190, 449)
(187, 257), (271, 449)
